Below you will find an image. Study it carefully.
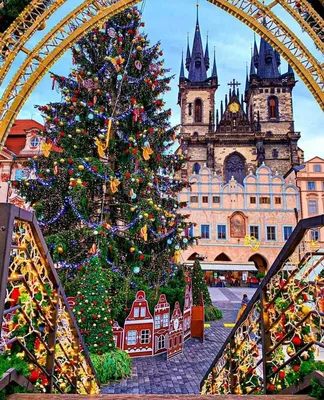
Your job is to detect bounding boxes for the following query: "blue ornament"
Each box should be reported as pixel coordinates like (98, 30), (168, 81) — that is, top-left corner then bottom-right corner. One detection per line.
(75, 116), (80, 122)
(88, 113), (94, 120)
(167, 239), (172, 244)
(144, 141), (149, 147)
(175, 245), (180, 250)
(117, 74), (123, 81)
(133, 266), (140, 274)
(183, 238), (188, 244)
(163, 141), (168, 146)
(132, 193), (137, 199)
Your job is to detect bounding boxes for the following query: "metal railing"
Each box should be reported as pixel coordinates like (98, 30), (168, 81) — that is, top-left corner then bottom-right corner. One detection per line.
(201, 214), (324, 395)
(0, 204), (99, 394)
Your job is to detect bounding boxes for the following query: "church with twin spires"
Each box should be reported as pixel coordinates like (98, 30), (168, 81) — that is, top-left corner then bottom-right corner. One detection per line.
(178, 9), (304, 183)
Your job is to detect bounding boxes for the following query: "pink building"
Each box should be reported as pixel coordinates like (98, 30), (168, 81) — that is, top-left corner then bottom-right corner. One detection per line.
(179, 164), (299, 280)
(285, 157), (324, 247)
(0, 119), (44, 208)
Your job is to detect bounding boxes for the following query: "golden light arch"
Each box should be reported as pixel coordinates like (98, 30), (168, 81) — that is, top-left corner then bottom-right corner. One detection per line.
(0, 0), (323, 147)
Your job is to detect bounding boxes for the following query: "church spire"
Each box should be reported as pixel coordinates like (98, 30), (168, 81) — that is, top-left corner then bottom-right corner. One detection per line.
(188, 2), (208, 82)
(253, 34), (259, 69)
(245, 63), (249, 92)
(211, 47), (217, 78)
(205, 32), (210, 70)
(185, 33), (191, 71)
(250, 45), (256, 75)
(180, 50), (185, 78)
(257, 20), (280, 78)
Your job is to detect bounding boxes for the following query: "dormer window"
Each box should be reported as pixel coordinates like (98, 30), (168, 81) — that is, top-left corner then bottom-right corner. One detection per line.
(30, 137), (40, 147)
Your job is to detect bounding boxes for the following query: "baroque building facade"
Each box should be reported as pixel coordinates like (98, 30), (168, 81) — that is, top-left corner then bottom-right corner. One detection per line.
(178, 12), (304, 182)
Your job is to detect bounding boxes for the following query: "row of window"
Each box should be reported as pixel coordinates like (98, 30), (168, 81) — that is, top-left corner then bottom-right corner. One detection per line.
(186, 224), (294, 242)
(189, 195), (283, 205)
(307, 181), (324, 190)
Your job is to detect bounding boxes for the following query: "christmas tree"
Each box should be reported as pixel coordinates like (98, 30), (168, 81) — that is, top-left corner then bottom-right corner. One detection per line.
(73, 257), (115, 355)
(191, 259), (222, 320)
(16, 8), (195, 296)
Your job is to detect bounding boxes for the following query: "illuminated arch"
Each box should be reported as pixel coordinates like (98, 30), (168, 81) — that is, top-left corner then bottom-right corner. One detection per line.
(0, 0), (323, 147)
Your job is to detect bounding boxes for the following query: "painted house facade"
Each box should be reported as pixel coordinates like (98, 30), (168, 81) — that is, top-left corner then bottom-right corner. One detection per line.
(179, 164), (299, 278)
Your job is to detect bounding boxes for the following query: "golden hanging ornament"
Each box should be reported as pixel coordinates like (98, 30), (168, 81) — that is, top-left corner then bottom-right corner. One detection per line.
(41, 142), (52, 157)
(173, 249), (181, 264)
(140, 224), (148, 241)
(95, 119), (112, 158)
(110, 178), (120, 194)
(142, 144), (154, 161)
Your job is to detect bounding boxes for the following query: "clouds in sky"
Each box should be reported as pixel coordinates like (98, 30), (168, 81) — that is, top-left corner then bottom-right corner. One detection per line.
(6, 0), (323, 159)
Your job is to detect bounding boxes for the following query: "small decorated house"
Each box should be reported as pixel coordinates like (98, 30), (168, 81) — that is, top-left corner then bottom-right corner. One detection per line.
(123, 290), (154, 357)
(153, 294), (170, 355)
(167, 301), (184, 359)
(183, 283), (192, 341)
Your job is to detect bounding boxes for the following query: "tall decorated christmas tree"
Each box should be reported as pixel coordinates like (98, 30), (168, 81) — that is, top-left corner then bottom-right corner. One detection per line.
(16, 8), (195, 302)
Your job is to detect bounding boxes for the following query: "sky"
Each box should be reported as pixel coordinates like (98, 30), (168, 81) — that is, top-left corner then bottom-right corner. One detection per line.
(3, 0), (323, 160)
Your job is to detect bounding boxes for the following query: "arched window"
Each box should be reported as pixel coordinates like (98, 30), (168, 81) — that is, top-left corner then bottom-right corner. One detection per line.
(193, 162), (200, 174)
(273, 149), (279, 159)
(194, 99), (202, 123)
(224, 152), (245, 184)
(268, 96), (279, 120)
(193, 131), (199, 139)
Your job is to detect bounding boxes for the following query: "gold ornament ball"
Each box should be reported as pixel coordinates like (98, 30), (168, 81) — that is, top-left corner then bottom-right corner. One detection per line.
(59, 122), (64, 126)
(78, 165), (84, 171)
(130, 247), (135, 253)
(57, 247), (64, 254)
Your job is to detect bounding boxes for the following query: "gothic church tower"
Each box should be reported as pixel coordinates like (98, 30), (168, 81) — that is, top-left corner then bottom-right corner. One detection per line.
(178, 6), (218, 173)
(178, 12), (303, 180)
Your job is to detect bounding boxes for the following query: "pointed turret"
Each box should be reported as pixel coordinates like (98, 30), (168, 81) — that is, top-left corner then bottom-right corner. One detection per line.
(245, 63), (249, 92)
(204, 33), (210, 70)
(257, 20), (280, 78)
(188, 3), (208, 82)
(185, 34), (191, 71)
(250, 51), (256, 76)
(253, 35), (259, 69)
(180, 50), (185, 79)
(211, 47), (217, 78)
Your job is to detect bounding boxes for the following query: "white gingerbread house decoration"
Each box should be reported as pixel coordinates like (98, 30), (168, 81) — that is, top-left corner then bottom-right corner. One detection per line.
(123, 290), (154, 357)
(167, 301), (184, 359)
(153, 294), (170, 355)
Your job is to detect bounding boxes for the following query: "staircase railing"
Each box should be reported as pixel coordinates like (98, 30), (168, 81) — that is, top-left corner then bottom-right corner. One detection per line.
(201, 214), (324, 396)
(0, 204), (99, 394)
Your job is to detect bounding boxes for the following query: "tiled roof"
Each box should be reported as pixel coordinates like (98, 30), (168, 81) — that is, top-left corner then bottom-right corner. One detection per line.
(9, 119), (44, 135)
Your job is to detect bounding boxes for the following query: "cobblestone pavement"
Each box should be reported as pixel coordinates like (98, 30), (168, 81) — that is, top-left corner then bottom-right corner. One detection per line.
(101, 302), (240, 395)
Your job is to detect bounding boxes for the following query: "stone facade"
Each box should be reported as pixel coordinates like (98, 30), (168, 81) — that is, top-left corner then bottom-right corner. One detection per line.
(179, 165), (299, 273)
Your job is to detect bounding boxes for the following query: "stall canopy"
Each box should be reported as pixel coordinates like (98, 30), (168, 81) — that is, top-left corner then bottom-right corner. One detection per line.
(186, 262), (257, 271)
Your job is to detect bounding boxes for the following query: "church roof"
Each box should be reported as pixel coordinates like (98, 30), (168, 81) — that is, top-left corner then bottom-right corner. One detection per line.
(217, 80), (254, 133)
